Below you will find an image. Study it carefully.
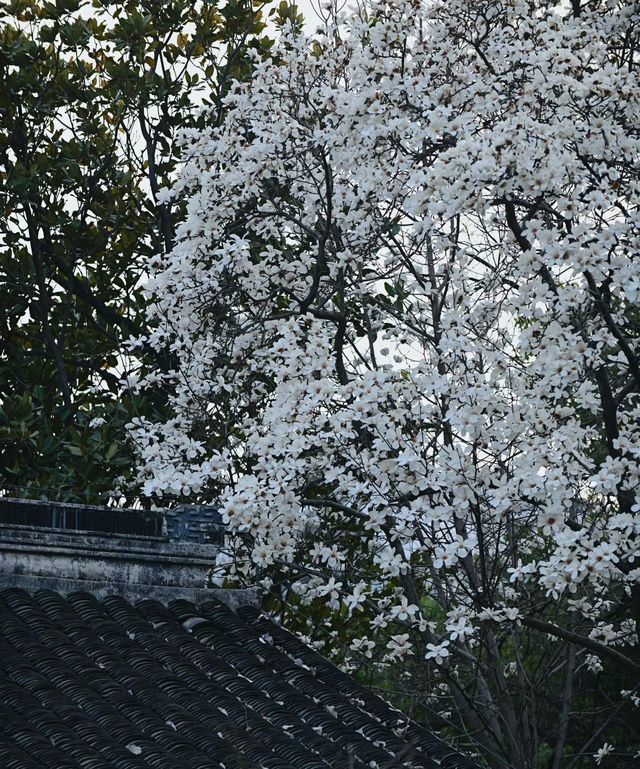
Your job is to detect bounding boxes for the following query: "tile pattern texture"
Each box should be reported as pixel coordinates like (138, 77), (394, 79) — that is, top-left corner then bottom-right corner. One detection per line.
(0, 588), (479, 769)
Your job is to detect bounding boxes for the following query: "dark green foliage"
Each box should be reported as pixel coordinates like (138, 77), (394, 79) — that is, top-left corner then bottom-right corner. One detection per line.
(0, 0), (273, 503)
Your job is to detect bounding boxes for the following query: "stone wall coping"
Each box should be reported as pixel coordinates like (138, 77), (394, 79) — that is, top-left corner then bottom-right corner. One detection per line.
(1, 573), (259, 609)
(0, 523), (218, 560)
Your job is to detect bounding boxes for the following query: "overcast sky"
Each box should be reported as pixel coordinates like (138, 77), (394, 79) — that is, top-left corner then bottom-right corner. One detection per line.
(296, 0), (322, 26)
(290, 0), (353, 32)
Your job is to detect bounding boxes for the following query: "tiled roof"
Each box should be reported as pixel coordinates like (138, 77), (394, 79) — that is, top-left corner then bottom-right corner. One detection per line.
(0, 588), (479, 769)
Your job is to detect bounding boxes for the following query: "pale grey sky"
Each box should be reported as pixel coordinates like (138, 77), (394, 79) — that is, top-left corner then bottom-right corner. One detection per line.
(296, 0), (321, 26)
(292, 0), (353, 31)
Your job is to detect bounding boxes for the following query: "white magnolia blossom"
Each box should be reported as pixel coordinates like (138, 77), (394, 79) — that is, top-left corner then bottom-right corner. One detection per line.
(389, 594), (420, 622)
(385, 633), (414, 661)
(620, 688), (640, 707)
(344, 583), (368, 615)
(585, 654), (604, 675)
(350, 636), (376, 657)
(593, 743), (614, 765)
(131, 1), (640, 766)
(425, 640), (451, 665)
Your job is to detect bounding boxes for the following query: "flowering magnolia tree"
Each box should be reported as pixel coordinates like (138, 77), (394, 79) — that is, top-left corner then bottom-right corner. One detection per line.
(131, 1), (640, 766)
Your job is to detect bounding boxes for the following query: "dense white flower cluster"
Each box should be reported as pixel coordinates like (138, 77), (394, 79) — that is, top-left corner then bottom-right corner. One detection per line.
(130, 1), (639, 764)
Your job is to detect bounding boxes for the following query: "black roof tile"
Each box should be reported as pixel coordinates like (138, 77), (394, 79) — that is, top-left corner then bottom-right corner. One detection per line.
(0, 587), (479, 769)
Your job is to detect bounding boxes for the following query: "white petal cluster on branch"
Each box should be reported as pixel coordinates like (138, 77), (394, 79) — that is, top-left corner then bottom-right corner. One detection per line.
(130, 0), (640, 763)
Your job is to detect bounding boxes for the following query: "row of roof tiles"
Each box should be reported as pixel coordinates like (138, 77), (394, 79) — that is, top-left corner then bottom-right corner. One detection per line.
(0, 588), (479, 769)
